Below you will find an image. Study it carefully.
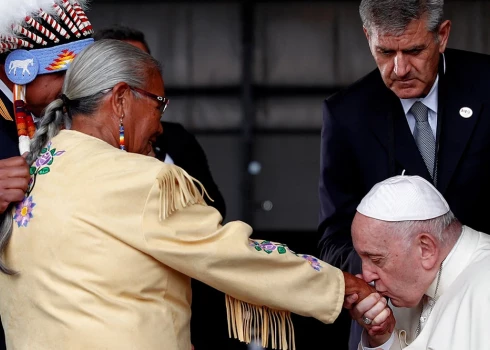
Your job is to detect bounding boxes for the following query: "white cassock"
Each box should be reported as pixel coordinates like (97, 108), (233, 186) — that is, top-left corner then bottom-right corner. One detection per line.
(359, 225), (490, 350)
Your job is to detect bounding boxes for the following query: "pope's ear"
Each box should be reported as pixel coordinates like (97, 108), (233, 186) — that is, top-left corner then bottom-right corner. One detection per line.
(418, 233), (438, 270)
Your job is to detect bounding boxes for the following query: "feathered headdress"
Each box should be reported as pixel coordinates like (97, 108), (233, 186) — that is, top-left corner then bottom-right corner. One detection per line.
(0, 0), (94, 154)
(0, 0), (93, 54)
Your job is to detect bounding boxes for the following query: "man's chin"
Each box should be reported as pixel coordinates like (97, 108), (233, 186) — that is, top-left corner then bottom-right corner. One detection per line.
(390, 297), (418, 308)
(390, 298), (402, 307)
(390, 84), (424, 100)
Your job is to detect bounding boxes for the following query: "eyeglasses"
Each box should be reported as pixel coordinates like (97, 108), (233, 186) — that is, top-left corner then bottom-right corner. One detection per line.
(131, 87), (169, 115)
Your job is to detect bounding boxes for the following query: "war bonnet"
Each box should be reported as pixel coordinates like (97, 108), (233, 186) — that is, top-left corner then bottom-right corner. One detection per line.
(0, 0), (94, 153)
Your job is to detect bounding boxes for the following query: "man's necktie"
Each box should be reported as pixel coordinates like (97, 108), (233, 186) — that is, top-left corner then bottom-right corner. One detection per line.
(411, 101), (435, 178)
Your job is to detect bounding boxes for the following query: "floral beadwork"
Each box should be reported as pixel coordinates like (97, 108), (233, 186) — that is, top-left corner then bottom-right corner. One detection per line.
(13, 196), (36, 227)
(249, 239), (322, 271)
(14, 141), (65, 228)
(300, 254), (323, 272)
(30, 142), (65, 177)
(249, 240), (288, 254)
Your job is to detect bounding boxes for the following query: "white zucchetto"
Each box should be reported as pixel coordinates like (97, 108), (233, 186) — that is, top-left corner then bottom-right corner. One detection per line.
(357, 175), (450, 221)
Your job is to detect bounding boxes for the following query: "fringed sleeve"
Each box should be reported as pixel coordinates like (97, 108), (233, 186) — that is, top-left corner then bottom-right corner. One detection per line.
(141, 164), (345, 350)
(226, 295), (296, 350)
(156, 165), (208, 220)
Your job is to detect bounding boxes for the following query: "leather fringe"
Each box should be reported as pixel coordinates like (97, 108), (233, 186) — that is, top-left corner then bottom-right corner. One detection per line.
(226, 295), (296, 350)
(157, 166), (208, 221)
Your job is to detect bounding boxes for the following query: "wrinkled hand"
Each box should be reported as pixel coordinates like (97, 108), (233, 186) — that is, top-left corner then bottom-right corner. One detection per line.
(343, 271), (376, 301)
(343, 273), (395, 347)
(347, 291), (395, 347)
(0, 155), (30, 214)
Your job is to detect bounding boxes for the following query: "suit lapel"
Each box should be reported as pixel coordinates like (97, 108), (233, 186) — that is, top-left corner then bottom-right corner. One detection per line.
(436, 68), (481, 194)
(0, 99), (14, 121)
(0, 88), (14, 121)
(0, 89), (17, 142)
(368, 80), (431, 181)
(0, 88), (20, 158)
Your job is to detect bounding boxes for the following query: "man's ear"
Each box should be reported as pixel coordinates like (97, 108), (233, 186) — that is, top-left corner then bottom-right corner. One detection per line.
(363, 26), (370, 41)
(363, 27), (376, 54)
(418, 233), (439, 270)
(437, 20), (451, 53)
(110, 82), (131, 118)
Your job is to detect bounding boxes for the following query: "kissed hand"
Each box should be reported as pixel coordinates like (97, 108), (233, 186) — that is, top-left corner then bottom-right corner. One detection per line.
(343, 273), (395, 347)
(343, 271), (376, 301)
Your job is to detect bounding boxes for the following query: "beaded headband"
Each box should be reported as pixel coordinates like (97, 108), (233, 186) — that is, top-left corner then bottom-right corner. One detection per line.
(1, 0), (94, 81)
(0, 0), (94, 154)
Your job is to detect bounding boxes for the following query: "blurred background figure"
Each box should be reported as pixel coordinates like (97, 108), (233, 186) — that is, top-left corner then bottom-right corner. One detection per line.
(94, 26), (227, 220)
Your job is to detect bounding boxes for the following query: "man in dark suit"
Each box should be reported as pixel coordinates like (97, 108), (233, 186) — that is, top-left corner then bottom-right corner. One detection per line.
(152, 121), (226, 218)
(318, 0), (490, 348)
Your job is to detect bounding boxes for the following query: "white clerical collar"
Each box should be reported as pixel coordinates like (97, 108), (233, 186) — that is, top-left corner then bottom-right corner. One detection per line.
(425, 225), (479, 299)
(399, 53), (446, 115)
(0, 79), (13, 102)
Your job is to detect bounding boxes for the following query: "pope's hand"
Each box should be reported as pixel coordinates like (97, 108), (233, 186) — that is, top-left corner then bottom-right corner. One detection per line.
(0, 155), (30, 214)
(349, 292), (395, 347)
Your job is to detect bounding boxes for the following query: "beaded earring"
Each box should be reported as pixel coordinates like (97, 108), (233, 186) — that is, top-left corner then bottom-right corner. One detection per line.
(119, 116), (125, 150)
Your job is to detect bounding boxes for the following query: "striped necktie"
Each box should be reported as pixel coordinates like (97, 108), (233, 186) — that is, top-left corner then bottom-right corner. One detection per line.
(411, 101), (435, 178)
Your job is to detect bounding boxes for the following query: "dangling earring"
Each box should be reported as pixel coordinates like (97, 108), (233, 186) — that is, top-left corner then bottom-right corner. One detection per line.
(119, 115), (125, 151)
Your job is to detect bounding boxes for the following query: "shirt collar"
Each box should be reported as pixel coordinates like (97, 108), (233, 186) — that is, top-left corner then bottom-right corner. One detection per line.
(0, 79), (13, 102)
(399, 53), (446, 115)
(425, 225), (479, 300)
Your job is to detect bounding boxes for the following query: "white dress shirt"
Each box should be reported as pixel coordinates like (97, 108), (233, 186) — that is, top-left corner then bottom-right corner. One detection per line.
(0, 78), (13, 102)
(399, 76), (439, 139)
(398, 54), (446, 139)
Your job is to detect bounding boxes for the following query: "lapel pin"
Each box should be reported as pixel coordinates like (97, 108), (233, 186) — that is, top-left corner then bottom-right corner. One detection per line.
(459, 107), (473, 118)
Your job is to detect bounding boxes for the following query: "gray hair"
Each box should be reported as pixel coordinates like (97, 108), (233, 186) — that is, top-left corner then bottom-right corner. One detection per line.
(0, 39), (162, 274)
(360, 0), (444, 36)
(383, 211), (461, 250)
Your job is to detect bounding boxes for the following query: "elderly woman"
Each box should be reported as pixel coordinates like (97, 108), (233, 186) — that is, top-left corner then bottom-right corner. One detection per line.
(0, 40), (377, 350)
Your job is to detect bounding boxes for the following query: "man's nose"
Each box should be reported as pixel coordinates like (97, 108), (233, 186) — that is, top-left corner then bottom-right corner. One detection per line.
(393, 53), (411, 77)
(362, 268), (378, 284)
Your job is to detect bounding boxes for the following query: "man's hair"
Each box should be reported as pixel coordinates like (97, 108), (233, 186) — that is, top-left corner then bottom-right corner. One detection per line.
(383, 211), (461, 249)
(0, 39), (161, 275)
(94, 25), (151, 54)
(359, 0), (444, 36)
